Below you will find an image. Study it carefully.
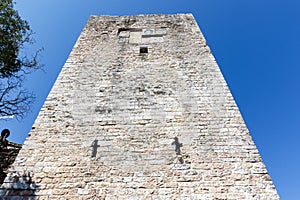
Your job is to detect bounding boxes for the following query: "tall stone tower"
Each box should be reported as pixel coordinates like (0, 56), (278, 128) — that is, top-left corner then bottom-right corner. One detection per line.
(1, 14), (279, 199)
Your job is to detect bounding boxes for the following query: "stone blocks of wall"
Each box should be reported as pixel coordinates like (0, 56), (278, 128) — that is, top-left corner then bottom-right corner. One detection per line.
(1, 14), (279, 199)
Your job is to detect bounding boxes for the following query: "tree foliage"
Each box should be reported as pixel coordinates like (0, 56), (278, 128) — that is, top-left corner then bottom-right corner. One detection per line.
(0, 0), (41, 119)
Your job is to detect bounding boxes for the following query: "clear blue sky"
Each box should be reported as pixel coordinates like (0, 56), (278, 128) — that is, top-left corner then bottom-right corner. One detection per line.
(1, 0), (299, 199)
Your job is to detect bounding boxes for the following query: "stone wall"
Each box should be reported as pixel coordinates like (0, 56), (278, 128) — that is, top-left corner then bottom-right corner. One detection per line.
(1, 14), (279, 199)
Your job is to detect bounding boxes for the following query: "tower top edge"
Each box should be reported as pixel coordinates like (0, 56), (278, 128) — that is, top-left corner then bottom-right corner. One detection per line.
(88, 13), (195, 22)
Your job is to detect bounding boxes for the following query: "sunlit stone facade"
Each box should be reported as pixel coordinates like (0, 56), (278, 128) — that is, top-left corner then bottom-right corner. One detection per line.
(0, 14), (279, 199)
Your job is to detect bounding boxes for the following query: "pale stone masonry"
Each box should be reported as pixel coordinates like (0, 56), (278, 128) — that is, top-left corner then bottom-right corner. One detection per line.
(0, 14), (279, 199)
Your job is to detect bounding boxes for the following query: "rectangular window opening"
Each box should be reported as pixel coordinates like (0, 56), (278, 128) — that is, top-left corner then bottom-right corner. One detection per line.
(140, 47), (148, 54)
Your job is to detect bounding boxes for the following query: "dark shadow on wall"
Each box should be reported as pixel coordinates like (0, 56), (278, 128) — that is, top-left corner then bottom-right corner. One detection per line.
(91, 139), (100, 158)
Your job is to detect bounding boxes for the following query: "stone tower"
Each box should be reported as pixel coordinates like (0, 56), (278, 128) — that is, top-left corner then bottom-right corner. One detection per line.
(1, 14), (279, 199)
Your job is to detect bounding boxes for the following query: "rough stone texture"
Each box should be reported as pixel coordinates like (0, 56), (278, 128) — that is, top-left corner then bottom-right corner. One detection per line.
(1, 14), (279, 199)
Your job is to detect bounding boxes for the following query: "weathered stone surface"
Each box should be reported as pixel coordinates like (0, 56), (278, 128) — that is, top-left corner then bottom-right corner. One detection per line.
(1, 14), (279, 199)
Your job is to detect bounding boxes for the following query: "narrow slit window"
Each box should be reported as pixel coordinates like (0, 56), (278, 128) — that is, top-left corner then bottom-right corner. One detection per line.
(140, 47), (148, 54)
